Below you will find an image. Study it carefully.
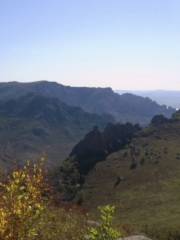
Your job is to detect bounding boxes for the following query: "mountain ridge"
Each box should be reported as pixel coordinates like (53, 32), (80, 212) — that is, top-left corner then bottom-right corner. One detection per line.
(117, 89), (180, 109)
(0, 93), (112, 171)
(0, 81), (175, 125)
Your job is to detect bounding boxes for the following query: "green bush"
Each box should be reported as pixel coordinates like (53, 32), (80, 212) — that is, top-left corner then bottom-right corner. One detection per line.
(87, 205), (121, 240)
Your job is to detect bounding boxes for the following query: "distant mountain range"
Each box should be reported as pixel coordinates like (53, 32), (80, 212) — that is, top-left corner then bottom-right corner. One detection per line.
(0, 81), (175, 124)
(117, 90), (180, 109)
(0, 93), (111, 171)
(0, 81), (176, 172)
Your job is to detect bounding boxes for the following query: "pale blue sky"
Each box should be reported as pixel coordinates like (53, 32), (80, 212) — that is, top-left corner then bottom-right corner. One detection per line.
(0, 0), (180, 90)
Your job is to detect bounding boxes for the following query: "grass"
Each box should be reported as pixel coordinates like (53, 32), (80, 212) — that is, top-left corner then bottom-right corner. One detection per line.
(81, 121), (180, 233)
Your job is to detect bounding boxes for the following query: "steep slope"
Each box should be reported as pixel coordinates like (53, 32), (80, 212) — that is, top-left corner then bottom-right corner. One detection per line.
(0, 81), (175, 124)
(80, 113), (180, 229)
(0, 94), (112, 171)
(58, 122), (140, 200)
(70, 123), (141, 175)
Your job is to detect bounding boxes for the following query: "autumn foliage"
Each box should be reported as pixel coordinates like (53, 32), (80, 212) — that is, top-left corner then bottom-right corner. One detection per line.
(0, 161), (46, 240)
(0, 160), (120, 240)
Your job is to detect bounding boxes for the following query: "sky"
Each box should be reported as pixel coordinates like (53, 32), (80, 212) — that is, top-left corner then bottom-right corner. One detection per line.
(0, 0), (180, 90)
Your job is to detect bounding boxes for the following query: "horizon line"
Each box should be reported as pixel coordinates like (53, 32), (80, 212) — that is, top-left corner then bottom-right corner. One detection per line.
(0, 80), (180, 92)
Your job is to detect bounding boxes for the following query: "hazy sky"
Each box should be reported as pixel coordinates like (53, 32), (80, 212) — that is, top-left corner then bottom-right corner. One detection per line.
(0, 0), (180, 90)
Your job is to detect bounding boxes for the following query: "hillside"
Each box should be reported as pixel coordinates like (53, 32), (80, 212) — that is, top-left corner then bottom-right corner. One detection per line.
(0, 93), (112, 171)
(0, 81), (175, 124)
(58, 122), (141, 200)
(70, 123), (141, 175)
(117, 90), (180, 109)
(74, 112), (180, 229)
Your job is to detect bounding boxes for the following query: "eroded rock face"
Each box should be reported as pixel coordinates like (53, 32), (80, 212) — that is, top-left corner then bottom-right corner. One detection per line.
(118, 235), (152, 240)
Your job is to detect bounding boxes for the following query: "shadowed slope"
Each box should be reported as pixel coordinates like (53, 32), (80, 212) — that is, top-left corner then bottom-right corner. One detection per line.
(0, 93), (112, 171)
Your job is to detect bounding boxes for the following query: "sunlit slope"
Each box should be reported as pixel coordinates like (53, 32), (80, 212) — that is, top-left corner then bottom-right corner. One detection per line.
(82, 119), (180, 227)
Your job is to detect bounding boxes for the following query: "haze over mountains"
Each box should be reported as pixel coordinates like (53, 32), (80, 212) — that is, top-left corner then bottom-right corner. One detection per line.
(2, 0), (180, 237)
(0, 81), (174, 124)
(117, 90), (180, 109)
(0, 80), (180, 232)
(0, 80), (175, 172)
(0, 93), (112, 171)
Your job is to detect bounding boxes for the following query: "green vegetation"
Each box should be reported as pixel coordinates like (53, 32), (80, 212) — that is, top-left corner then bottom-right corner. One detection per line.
(87, 205), (121, 240)
(0, 162), (121, 240)
(58, 159), (81, 200)
(1, 113), (180, 239)
(53, 114), (180, 240)
(0, 161), (46, 239)
(80, 119), (180, 235)
(2, 144), (180, 240)
(0, 81), (179, 240)
(54, 113), (180, 240)
(58, 123), (140, 200)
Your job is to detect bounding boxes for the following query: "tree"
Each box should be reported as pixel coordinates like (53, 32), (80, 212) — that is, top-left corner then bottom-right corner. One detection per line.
(151, 114), (168, 126)
(0, 161), (46, 240)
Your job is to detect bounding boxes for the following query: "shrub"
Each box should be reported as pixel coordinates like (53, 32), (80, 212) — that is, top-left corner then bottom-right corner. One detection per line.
(0, 161), (46, 240)
(87, 205), (121, 240)
(0, 162), (120, 240)
(59, 159), (81, 200)
(0, 160), (87, 240)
